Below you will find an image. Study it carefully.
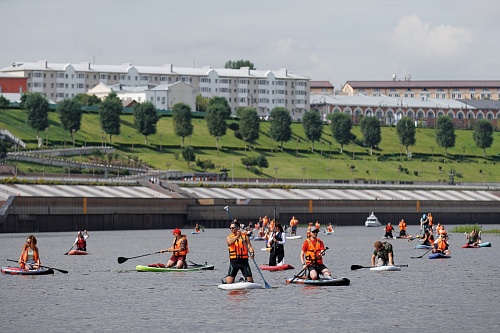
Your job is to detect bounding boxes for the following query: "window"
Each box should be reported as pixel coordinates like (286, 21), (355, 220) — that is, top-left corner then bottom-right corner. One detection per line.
(200, 78), (210, 83)
(258, 80), (267, 85)
(238, 88), (247, 93)
(77, 83), (84, 89)
(78, 74), (85, 79)
(100, 74), (106, 80)
(57, 73), (65, 78)
(258, 89), (267, 94)
(33, 72), (43, 78)
(200, 87), (211, 92)
(120, 75), (126, 80)
(239, 79), (247, 84)
(56, 83), (64, 88)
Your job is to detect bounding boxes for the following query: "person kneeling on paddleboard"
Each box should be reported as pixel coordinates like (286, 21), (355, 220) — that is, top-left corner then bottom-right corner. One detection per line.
(224, 222), (255, 284)
(160, 228), (189, 269)
(73, 230), (89, 251)
(433, 234), (450, 256)
(371, 241), (394, 267)
(300, 228), (331, 280)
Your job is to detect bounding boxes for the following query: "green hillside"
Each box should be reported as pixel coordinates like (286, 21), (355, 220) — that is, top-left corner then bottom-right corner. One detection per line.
(1, 109), (499, 183)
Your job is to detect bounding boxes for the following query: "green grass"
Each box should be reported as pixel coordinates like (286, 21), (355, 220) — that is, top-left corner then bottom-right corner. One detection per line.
(1, 109), (499, 182)
(450, 224), (500, 235)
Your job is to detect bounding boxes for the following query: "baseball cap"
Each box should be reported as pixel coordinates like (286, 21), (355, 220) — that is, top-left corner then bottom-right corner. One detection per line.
(172, 228), (181, 235)
(311, 228), (319, 233)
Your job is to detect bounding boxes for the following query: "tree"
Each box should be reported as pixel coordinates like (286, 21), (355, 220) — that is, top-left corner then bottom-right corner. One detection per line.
(238, 107), (260, 149)
(359, 116), (381, 155)
(241, 155), (268, 173)
(206, 97), (231, 151)
(396, 116), (416, 155)
(269, 107), (292, 151)
(473, 119), (494, 157)
(0, 95), (9, 112)
(195, 95), (208, 112)
(99, 92), (122, 143)
(182, 146), (196, 167)
(24, 92), (49, 138)
(196, 158), (215, 172)
(302, 110), (323, 152)
(74, 94), (101, 107)
(435, 115), (456, 156)
(57, 98), (82, 144)
(224, 60), (255, 70)
(329, 112), (354, 154)
(133, 101), (159, 145)
(172, 102), (193, 147)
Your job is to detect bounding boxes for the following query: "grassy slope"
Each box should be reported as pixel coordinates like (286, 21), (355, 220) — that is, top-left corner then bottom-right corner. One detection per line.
(1, 109), (499, 182)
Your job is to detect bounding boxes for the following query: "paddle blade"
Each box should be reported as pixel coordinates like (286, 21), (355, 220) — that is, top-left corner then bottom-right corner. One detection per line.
(117, 257), (128, 264)
(350, 265), (369, 270)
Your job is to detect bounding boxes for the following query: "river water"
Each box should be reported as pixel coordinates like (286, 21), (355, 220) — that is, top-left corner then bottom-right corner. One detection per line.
(1, 225), (499, 332)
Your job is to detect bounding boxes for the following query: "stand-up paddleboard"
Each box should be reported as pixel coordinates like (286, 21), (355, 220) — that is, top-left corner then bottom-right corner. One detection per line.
(429, 253), (451, 259)
(479, 242), (491, 247)
(287, 235), (302, 240)
(415, 244), (432, 249)
(462, 243), (479, 248)
(323, 231), (334, 235)
(218, 282), (264, 290)
(136, 264), (214, 272)
(259, 264), (294, 271)
(1, 267), (54, 275)
(191, 231), (202, 234)
(370, 265), (401, 272)
(261, 247), (271, 251)
(68, 250), (88, 255)
(286, 276), (350, 286)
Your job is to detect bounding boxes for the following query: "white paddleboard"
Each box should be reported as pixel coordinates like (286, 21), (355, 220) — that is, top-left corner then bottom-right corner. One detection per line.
(261, 247), (271, 251)
(370, 265), (401, 272)
(287, 235), (303, 240)
(218, 282), (264, 290)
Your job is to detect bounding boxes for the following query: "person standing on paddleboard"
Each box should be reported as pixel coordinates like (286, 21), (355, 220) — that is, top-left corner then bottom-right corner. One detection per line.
(371, 241), (395, 267)
(19, 235), (41, 270)
(300, 228), (331, 280)
(72, 230), (89, 251)
(160, 228), (189, 269)
(289, 216), (298, 236)
(268, 223), (286, 266)
(224, 221), (255, 284)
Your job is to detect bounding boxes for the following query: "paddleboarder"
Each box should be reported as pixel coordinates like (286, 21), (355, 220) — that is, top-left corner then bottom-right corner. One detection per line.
(268, 223), (286, 266)
(384, 223), (395, 239)
(72, 230), (89, 251)
(300, 228), (331, 280)
(19, 235), (41, 270)
(371, 241), (394, 267)
(224, 221), (255, 284)
(160, 228), (189, 269)
(289, 216), (298, 236)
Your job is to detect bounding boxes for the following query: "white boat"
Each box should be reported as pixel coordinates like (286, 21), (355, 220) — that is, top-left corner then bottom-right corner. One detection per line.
(365, 212), (381, 227)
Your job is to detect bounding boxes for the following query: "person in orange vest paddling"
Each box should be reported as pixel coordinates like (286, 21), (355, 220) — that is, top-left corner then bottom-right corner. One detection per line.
(160, 228), (189, 269)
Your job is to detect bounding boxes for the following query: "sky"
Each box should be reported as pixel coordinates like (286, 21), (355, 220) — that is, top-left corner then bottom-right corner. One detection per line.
(1, 0), (499, 91)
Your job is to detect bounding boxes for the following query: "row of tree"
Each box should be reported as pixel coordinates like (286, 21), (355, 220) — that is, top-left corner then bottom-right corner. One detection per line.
(7, 93), (496, 158)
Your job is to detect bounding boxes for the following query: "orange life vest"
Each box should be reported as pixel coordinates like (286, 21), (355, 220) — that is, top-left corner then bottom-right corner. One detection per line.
(228, 234), (249, 259)
(172, 236), (189, 256)
(304, 239), (324, 265)
(437, 238), (448, 251)
(20, 246), (40, 269)
(290, 218), (298, 227)
(327, 226), (333, 232)
(315, 221), (320, 230)
(399, 221), (407, 231)
(428, 214), (434, 227)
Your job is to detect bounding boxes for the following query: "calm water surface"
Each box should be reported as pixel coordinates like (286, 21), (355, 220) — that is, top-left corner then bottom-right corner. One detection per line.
(1, 225), (499, 332)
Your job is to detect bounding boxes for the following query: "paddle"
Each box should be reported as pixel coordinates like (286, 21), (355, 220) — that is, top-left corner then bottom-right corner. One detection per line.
(224, 206), (271, 289)
(410, 248), (433, 259)
(117, 251), (161, 264)
(7, 259), (68, 274)
(64, 244), (75, 255)
(289, 247), (329, 284)
(350, 264), (408, 271)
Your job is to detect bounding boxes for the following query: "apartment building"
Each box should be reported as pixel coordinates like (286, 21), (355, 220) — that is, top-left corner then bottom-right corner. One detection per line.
(342, 80), (500, 101)
(0, 60), (310, 120)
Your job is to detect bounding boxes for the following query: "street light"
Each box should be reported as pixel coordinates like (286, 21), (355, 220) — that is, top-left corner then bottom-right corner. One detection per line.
(374, 168), (379, 183)
(45, 127), (49, 148)
(166, 163), (171, 182)
(274, 166), (279, 183)
(301, 166), (307, 182)
(72, 129), (75, 147)
(326, 167), (331, 182)
(431, 146), (434, 158)
(397, 169), (401, 183)
(419, 170), (423, 184)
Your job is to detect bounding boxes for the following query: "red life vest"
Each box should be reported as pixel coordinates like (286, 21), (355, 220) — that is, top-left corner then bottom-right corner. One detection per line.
(77, 237), (86, 250)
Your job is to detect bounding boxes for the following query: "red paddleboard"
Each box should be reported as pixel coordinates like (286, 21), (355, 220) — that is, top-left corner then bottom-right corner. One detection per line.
(259, 264), (294, 271)
(462, 244), (479, 248)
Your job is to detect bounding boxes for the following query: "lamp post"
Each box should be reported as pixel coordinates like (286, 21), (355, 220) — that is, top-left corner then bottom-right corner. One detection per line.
(301, 166), (306, 182)
(462, 146), (465, 159)
(431, 146), (434, 158)
(101, 131), (104, 147)
(166, 163), (171, 182)
(274, 166), (279, 183)
(374, 168), (379, 184)
(419, 170), (423, 184)
(440, 169), (443, 184)
(397, 169), (401, 184)
(45, 127), (49, 148)
(72, 129), (75, 147)
(326, 167), (331, 182)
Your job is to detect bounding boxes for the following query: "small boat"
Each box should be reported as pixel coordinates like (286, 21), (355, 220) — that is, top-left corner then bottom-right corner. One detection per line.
(286, 276), (350, 286)
(287, 235), (303, 240)
(1, 267), (54, 275)
(259, 264), (294, 271)
(68, 250), (88, 255)
(370, 265), (401, 272)
(136, 263), (214, 272)
(218, 281), (263, 290)
(365, 212), (381, 227)
(415, 244), (432, 249)
(429, 253), (451, 259)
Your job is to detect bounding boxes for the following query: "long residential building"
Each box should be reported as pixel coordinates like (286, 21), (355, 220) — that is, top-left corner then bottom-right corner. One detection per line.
(342, 80), (500, 100)
(0, 60), (310, 120)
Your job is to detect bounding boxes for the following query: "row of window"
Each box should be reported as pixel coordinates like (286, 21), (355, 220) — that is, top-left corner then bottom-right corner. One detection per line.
(361, 87), (498, 93)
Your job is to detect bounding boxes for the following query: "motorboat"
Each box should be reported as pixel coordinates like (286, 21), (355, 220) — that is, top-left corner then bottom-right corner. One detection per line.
(365, 212), (381, 227)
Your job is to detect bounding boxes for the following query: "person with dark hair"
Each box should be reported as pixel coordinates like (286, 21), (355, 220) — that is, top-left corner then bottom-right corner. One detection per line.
(268, 223), (286, 266)
(371, 241), (394, 267)
(19, 235), (41, 270)
(160, 228), (189, 268)
(223, 221), (255, 284)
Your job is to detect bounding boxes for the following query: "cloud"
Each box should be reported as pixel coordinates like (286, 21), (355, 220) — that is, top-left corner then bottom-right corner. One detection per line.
(391, 15), (474, 57)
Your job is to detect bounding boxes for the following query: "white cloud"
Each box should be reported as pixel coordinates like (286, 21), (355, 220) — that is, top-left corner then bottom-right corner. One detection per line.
(391, 15), (474, 57)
